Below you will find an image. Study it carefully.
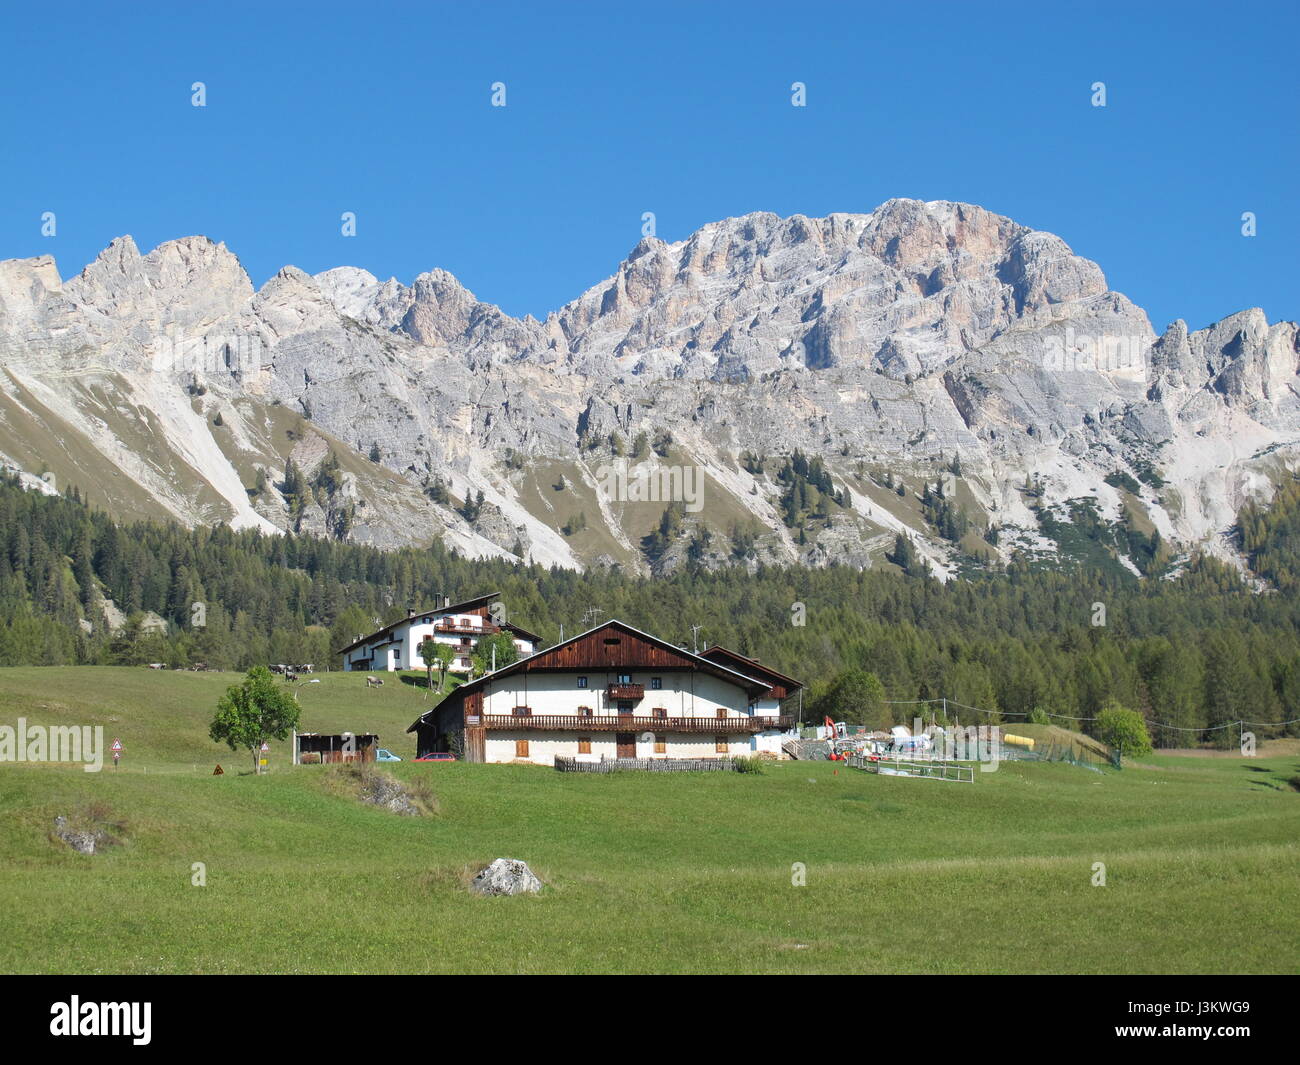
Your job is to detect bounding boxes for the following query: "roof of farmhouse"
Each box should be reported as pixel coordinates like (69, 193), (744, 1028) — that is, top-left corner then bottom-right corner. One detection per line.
(406, 619), (802, 733)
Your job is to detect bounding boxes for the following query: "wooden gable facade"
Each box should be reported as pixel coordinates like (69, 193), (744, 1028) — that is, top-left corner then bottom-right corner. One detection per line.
(697, 645), (802, 701)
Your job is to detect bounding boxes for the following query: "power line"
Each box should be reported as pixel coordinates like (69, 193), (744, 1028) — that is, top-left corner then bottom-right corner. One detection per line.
(884, 697), (1300, 734)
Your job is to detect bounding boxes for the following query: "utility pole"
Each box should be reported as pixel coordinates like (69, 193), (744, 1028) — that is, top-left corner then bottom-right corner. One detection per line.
(690, 625), (703, 654)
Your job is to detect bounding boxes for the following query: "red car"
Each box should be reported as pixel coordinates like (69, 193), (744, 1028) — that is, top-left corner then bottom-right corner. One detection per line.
(414, 752), (457, 762)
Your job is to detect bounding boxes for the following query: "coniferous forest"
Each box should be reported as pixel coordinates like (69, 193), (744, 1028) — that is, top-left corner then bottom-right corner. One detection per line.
(2, 472), (1300, 748)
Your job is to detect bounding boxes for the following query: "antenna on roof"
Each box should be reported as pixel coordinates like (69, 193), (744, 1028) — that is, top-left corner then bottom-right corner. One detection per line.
(580, 607), (604, 629)
(690, 625), (703, 654)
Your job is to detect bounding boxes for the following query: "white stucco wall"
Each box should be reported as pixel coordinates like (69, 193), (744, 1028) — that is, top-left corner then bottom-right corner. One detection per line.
(485, 730), (755, 766)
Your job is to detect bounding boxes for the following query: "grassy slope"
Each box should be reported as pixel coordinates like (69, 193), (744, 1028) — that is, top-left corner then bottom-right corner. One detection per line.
(0, 667), (1297, 974)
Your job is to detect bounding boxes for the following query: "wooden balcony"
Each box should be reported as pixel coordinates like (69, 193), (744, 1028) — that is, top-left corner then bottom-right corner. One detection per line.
(481, 714), (792, 734)
(605, 683), (645, 701)
(434, 621), (500, 637)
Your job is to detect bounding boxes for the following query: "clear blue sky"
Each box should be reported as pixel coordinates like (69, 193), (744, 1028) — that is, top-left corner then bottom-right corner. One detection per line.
(2, 1), (1296, 333)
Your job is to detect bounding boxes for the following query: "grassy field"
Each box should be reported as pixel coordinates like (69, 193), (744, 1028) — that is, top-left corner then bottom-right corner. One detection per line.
(1, 667), (1298, 974)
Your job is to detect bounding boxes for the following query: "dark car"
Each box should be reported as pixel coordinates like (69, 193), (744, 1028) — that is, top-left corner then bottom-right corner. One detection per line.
(414, 752), (456, 762)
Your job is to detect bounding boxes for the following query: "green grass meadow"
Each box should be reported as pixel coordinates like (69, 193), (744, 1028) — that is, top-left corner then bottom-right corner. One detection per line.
(1, 667), (1297, 974)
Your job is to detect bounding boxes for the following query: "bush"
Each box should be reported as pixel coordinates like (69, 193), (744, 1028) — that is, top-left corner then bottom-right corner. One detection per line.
(1095, 702), (1153, 758)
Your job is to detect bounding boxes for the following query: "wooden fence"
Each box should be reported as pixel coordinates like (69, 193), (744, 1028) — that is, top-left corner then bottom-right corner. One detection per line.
(554, 755), (741, 773)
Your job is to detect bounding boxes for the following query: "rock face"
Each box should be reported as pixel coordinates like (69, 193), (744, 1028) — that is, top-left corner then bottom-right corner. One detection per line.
(470, 858), (542, 896)
(1, 198), (1297, 577)
(355, 771), (426, 816)
(52, 815), (111, 854)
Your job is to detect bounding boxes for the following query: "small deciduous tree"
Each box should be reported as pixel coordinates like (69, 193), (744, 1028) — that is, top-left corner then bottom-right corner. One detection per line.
(1095, 701), (1153, 759)
(471, 632), (518, 677)
(815, 668), (888, 730)
(417, 636), (439, 694)
(209, 666), (301, 774)
(434, 643), (456, 692)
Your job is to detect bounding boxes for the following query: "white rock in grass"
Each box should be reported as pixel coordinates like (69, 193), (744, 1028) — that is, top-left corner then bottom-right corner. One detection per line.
(471, 858), (542, 896)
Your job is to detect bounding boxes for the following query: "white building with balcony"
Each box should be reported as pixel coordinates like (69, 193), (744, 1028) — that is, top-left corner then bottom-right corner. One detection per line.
(336, 592), (539, 673)
(406, 619), (801, 764)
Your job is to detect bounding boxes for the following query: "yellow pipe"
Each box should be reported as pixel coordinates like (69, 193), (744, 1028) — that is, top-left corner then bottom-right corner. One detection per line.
(1003, 734), (1035, 750)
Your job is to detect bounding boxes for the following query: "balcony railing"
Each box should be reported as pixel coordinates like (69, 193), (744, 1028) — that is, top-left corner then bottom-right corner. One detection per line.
(606, 683), (645, 701)
(434, 621), (500, 637)
(481, 714), (792, 734)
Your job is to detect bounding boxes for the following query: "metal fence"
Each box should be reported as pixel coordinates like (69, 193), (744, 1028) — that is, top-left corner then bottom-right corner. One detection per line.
(847, 754), (976, 782)
(997, 741), (1115, 772)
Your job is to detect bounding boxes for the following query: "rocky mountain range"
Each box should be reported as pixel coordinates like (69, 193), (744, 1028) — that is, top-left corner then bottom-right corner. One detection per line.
(1, 198), (1296, 579)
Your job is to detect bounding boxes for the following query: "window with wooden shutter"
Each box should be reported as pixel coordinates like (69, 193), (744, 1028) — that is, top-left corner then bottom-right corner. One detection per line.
(653, 707), (667, 719)
(654, 735), (666, 754)
(578, 737), (591, 755)
(716, 736), (729, 753)
(515, 739), (529, 758)
(716, 708), (727, 719)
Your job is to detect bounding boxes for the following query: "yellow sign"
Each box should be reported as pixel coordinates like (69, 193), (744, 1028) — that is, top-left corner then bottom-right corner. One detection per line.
(259, 758), (267, 766)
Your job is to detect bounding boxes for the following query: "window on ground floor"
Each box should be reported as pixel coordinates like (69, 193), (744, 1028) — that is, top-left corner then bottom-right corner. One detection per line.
(654, 735), (666, 754)
(716, 736), (729, 753)
(578, 737), (591, 754)
(515, 740), (529, 758)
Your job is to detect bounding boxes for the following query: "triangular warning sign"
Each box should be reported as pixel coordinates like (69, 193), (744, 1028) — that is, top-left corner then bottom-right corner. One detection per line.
(260, 742), (269, 752)
(111, 739), (122, 751)
(213, 764), (224, 775)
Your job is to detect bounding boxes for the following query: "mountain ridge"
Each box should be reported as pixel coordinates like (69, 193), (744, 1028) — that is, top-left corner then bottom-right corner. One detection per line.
(2, 198), (1297, 580)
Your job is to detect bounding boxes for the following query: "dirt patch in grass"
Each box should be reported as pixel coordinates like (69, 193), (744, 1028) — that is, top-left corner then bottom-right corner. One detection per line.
(324, 763), (438, 816)
(1159, 739), (1300, 758)
(418, 864), (481, 893)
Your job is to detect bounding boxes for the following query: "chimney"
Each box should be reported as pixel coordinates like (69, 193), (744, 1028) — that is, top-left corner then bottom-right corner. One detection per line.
(407, 605), (415, 619)
(444, 594), (450, 608)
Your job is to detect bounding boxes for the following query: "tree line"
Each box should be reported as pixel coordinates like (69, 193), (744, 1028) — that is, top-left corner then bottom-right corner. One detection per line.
(1, 473), (1298, 748)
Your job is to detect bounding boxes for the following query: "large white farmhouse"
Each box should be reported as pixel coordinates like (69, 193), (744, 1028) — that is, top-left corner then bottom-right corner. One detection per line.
(336, 592), (539, 674)
(406, 619), (800, 764)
